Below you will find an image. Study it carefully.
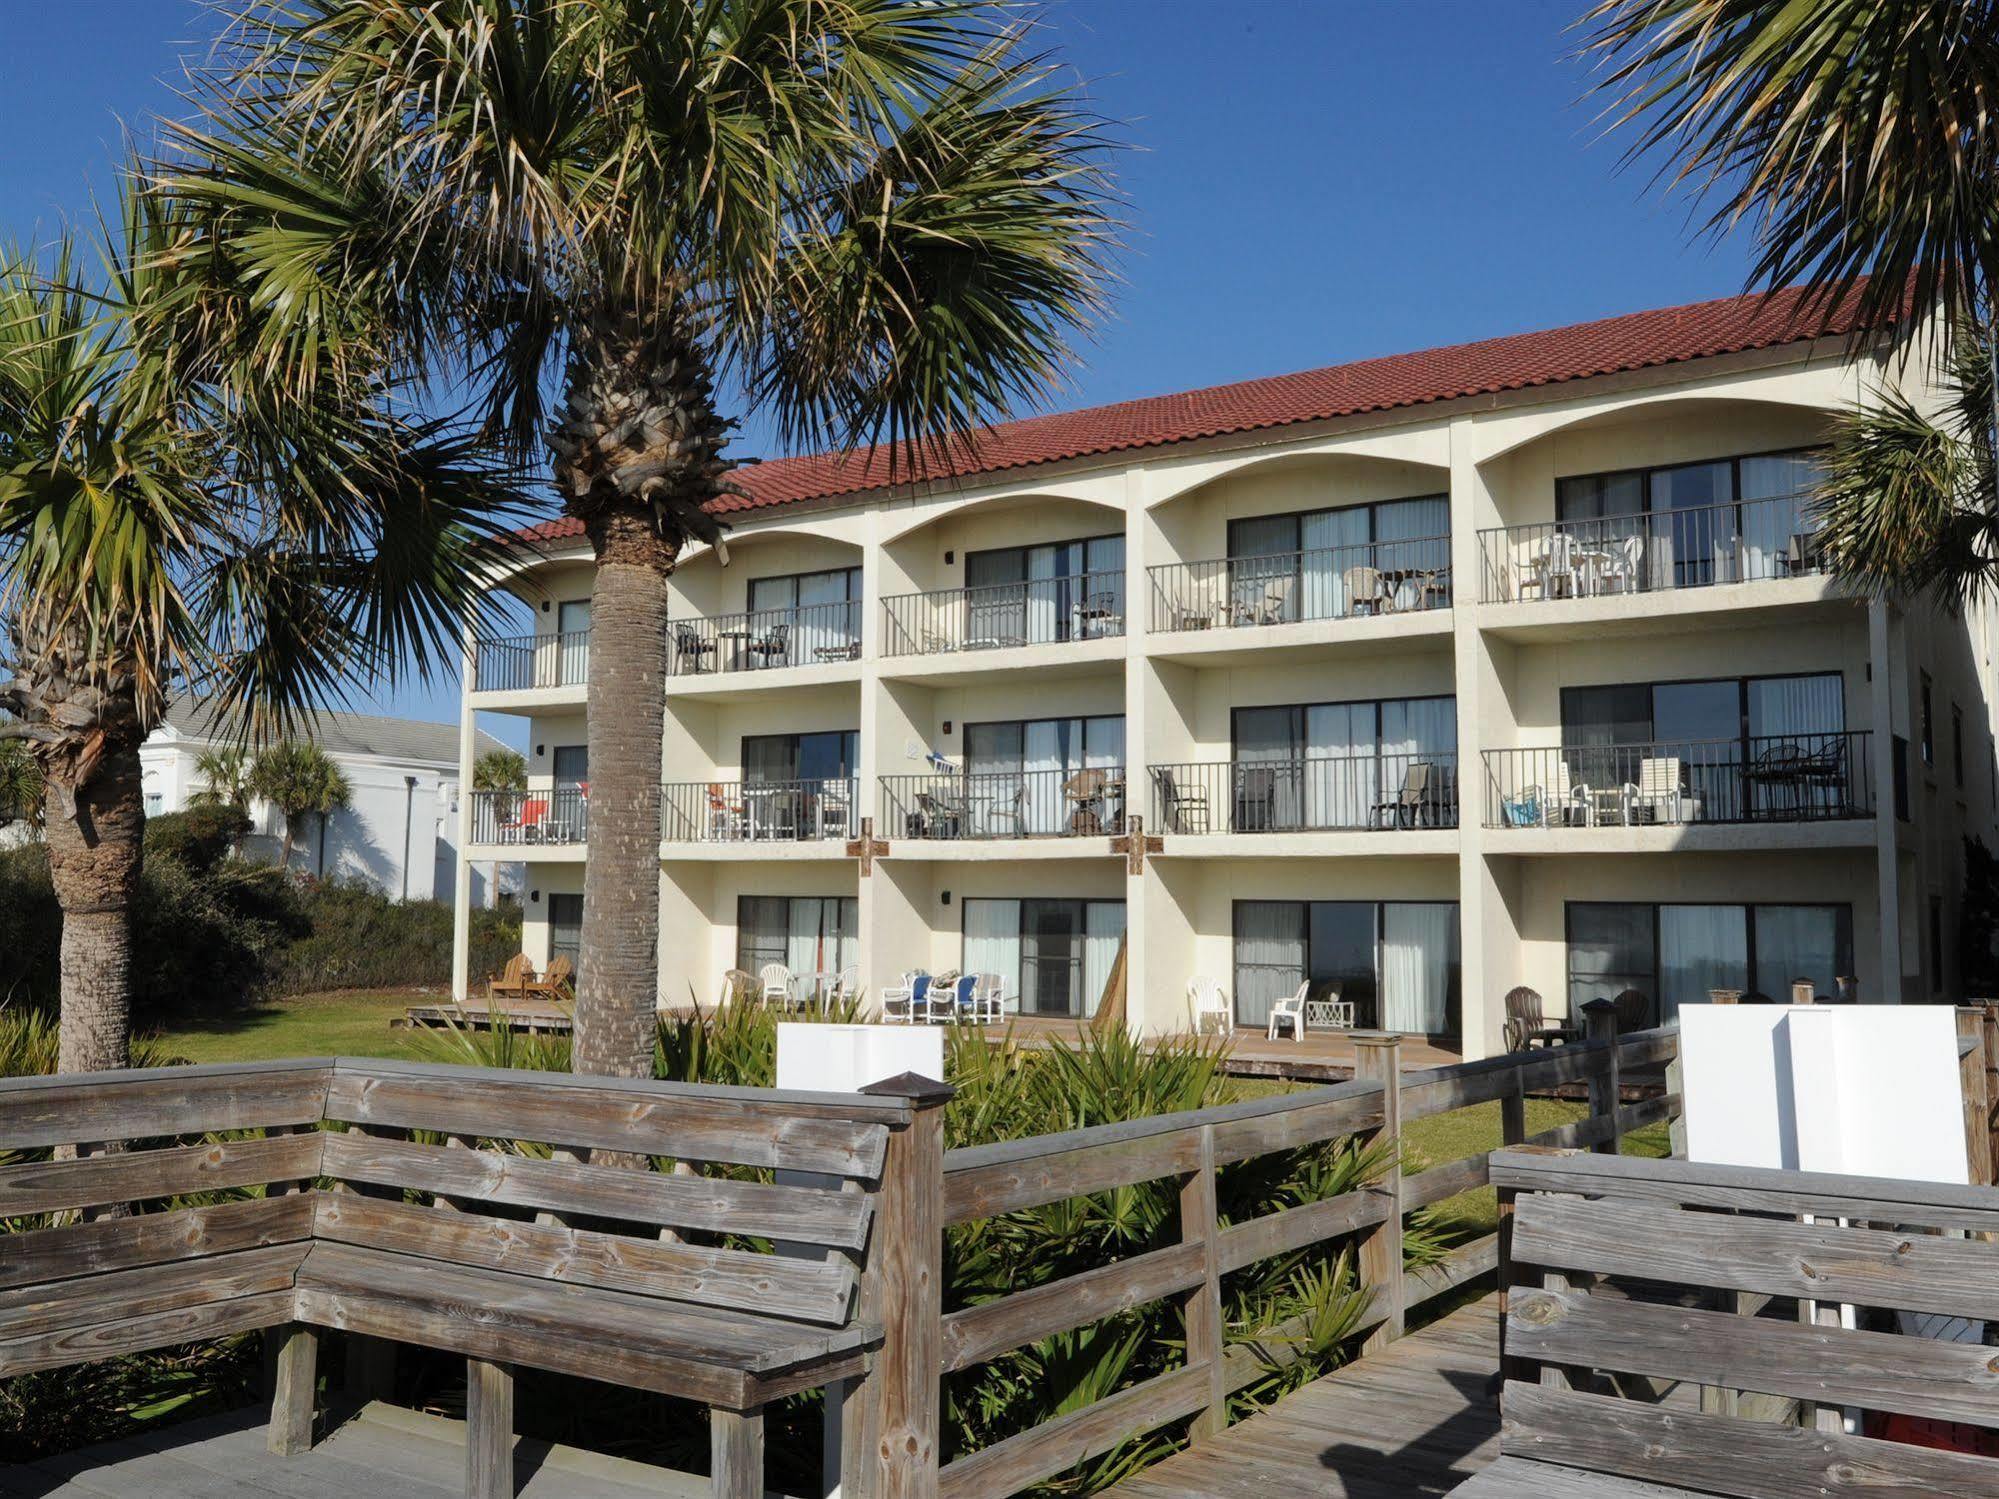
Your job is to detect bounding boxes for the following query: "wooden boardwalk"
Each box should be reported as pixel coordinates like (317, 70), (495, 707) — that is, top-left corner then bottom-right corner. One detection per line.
(0, 1401), (703, 1498)
(1106, 1296), (1503, 1499)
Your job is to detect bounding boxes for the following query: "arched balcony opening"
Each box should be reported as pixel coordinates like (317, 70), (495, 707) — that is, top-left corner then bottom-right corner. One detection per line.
(668, 530), (866, 676)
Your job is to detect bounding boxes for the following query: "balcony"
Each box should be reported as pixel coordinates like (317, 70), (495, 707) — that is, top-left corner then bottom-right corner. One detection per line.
(660, 778), (857, 844)
(470, 787), (588, 847)
(1149, 754), (1459, 835)
(881, 571), (1124, 658)
(1149, 536), (1451, 634)
(1477, 493), (1823, 604)
(880, 767), (1127, 840)
(471, 630), (590, 693)
(1482, 732), (1874, 829)
(670, 601), (862, 676)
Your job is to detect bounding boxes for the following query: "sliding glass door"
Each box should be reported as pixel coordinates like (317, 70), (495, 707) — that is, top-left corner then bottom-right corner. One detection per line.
(965, 535), (1124, 647)
(1231, 900), (1460, 1032)
(1566, 901), (1852, 1023)
(746, 566), (861, 663)
(1232, 696), (1455, 831)
(965, 716), (1125, 835)
(736, 896), (859, 980)
(1228, 495), (1450, 623)
(961, 898), (1126, 1017)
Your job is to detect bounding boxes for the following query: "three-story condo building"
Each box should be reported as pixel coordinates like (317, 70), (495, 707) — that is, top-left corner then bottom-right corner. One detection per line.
(449, 286), (1999, 1058)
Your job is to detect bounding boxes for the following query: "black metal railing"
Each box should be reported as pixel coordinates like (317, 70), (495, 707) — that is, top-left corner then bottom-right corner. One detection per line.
(1149, 536), (1451, 633)
(1148, 753), (1458, 834)
(472, 629), (591, 692)
(880, 766), (1128, 839)
(669, 601), (862, 675)
(881, 570), (1125, 657)
(469, 787), (589, 845)
(660, 777), (858, 842)
(1478, 492), (1823, 604)
(1482, 731), (1874, 828)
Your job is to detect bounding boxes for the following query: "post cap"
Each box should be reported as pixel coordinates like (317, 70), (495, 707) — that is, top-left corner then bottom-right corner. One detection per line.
(1579, 999), (1617, 1016)
(860, 1071), (955, 1107)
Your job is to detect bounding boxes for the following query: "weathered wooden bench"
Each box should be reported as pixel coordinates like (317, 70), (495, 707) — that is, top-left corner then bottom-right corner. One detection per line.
(1451, 1148), (1999, 1498)
(0, 1056), (949, 1499)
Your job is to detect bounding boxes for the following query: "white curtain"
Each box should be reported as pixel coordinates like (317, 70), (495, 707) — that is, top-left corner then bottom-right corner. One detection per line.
(963, 899), (1022, 1013)
(1022, 719), (1067, 835)
(785, 898), (825, 981)
(1234, 901), (1304, 1028)
(1026, 544), (1062, 645)
(1753, 905), (1841, 999)
(795, 569), (849, 664)
(1301, 507), (1368, 620)
(1305, 703), (1373, 829)
(1747, 673), (1845, 814)
(1229, 516), (1296, 622)
(1083, 903), (1126, 1018)
(1380, 903), (1457, 1033)
(1375, 497), (1450, 609)
(1658, 905), (1747, 1021)
(1739, 453), (1822, 579)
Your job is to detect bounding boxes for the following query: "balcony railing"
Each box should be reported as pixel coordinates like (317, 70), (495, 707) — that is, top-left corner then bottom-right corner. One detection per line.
(1478, 492), (1823, 604)
(880, 766), (1127, 839)
(470, 786), (589, 846)
(1482, 731), (1874, 828)
(1149, 536), (1452, 633)
(472, 629), (590, 693)
(660, 777), (858, 843)
(670, 601), (862, 675)
(1148, 753), (1458, 834)
(881, 570), (1125, 657)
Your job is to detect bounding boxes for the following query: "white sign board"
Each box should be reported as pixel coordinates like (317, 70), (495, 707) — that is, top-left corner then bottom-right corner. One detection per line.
(774, 1023), (944, 1096)
(1679, 1005), (1968, 1184)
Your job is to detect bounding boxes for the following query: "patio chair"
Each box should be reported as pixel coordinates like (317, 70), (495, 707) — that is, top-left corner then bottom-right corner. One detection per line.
(757, 962), (794, 1008)
(1413, 566), (1452, 611)
(1597, 533), (1644, 594)
(1611, 988), (1651, 1033)
(922, 971), (959, 1023)
(1152, 766), (1211, 834)
(486, 953), (535, 1001)
(1373, 762), (1436, 829)
(507, 797), (552, 844)
(1632, 756), (1703, 824)
(880, 970), (926, 1023)
(717, 967), (757, 1008)
(706, 782), (749, 840)
(748, 621), (792, 668)
(971, 972), (1007, 1024)
(1503, 985), (1579, 1051)
(814, 781), (853, 840)
(1343, 565), (1390, 617)
(673, 625), (716, 674)
(1188, 976), (1231, 1036)
(1258, 574), (1298, 625)
(1532, 532), (1579, 600)
(523, 955), (574, 1001)
(1545, 760), (1590, 827)
(832, 964), (861, 1006)
(1235, 765), (1281, 832)
(1266, 981), (1309, 1042)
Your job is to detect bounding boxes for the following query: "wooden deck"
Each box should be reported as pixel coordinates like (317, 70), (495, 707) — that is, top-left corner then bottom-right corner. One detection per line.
(0, 1401), (706, 1498)
(404, 1002), (1463, 1078)
(1106, 1296), (1503, 1499)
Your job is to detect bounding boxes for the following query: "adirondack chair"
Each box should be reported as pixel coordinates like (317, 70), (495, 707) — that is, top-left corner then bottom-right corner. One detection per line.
(524, 954), (574, 1001)
(1503, 985), (1578, 1051)
(486, 954), (535, 1001)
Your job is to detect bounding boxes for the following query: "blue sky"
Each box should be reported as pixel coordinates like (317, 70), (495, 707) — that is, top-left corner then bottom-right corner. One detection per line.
(0, 2), (1761, 746)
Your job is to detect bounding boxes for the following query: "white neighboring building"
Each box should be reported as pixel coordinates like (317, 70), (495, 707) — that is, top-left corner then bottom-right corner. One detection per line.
(143, 699), (516, 906)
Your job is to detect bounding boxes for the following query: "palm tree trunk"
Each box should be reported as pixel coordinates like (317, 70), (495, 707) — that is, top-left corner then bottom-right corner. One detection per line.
(44, 746), (143, 1074)
(551, 297), (734, 1080)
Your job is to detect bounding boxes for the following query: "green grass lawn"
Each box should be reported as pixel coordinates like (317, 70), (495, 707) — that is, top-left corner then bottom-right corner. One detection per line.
(147, 989), (435, 1064)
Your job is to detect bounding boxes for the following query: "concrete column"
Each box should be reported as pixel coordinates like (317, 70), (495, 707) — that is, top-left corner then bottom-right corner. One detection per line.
(1450, 415), (1501, 1058)
(1868, 597), (1905, 1002)
(1122, 466), (1154, 1036)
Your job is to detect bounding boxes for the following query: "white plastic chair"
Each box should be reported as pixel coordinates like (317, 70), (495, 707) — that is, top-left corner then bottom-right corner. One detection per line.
(1598, 534), (1644, 594)
(972, 972), (1006, 1024)
(832, 964), (861, 1005)
(880, 970), (924, 1023)
(1535, 533), (1579, 599)
(757, 963), (794, 1008)
(1267, 981), (1309, 1042)
(1188, 976), (1231, 1036)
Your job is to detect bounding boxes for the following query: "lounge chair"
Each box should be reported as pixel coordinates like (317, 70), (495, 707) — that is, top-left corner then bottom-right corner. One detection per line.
(486, 953), (535, 1001)
(1503, 985), (1578, 1051)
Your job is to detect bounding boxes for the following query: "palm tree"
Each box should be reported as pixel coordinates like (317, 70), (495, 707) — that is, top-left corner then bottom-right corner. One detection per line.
(1581, 2), (1999, 603)
(191, 747), (252, 812)
(0, 737), (41, 827)
(248, 741), (352, 873)
(0, 198), (530, 1072)
(473, 749), (527, 794)
(178, 0), (1119, 1076)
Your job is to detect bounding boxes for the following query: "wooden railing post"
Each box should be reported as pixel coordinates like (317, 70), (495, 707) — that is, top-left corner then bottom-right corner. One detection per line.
(1580, 1001), (1619, 1155)
(1957, 1008), (1995, 1187)
(1352, 1033), (1404, 1353)
(1984, 1003), (1999, 1180)
(850, 1073), (953, 1499)
(1178, 1122), (1225, 1441)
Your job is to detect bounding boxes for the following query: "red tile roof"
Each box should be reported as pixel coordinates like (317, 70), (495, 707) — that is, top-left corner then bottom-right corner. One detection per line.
(513, 283), (1877, 547)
